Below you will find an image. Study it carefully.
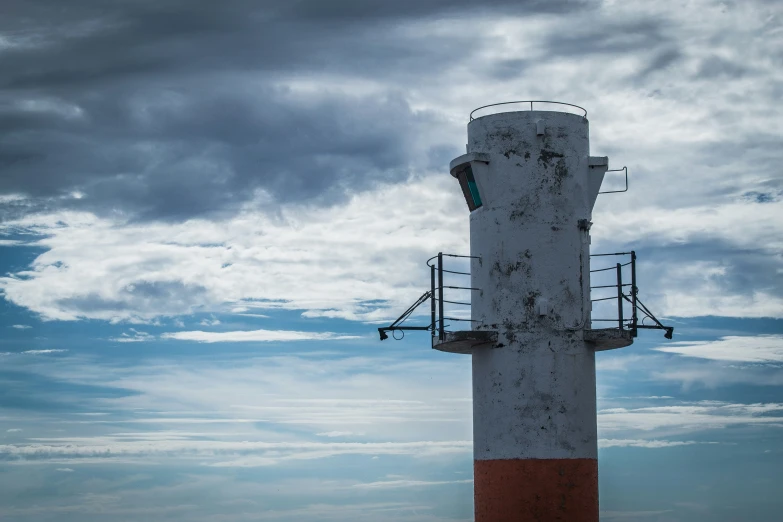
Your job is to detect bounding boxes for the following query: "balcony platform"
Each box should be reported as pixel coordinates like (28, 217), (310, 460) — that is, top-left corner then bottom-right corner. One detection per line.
(585, 328), (634, 351)
(432, 330), (498, 354)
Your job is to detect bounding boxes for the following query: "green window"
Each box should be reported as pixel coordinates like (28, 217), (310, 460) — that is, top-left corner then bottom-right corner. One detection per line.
(457, 164), (483, 211)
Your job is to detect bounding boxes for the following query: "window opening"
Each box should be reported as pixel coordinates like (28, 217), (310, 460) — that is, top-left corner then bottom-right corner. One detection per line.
(457, 165), (483, 211)
(466, 168), (482, 208)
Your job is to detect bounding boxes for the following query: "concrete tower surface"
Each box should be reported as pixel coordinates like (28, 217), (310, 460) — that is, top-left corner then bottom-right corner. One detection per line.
(451, 106), (606, 522)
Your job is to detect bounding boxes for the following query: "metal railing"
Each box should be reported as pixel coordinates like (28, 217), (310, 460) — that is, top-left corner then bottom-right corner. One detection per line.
(427, 253), (481, 341)
(470, 101), (587, 121)
(589, 251), (637, 335)
(589, 251), (672, 339)
(599, 167), (629, 195)
(379, 250), (672, 341)
(378, 252), (479, 341)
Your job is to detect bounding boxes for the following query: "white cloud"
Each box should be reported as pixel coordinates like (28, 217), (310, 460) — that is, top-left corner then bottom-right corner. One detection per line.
(596, 205), (783, 318)
(0, 194), (27, 203)
(55, 468), (74, 472)
(650, 362), (783, 389)
(598, 439), (719, 449)
(601, 511), (673, 520)
(5, 181), (771, 332)
(352, 479), (472, 489)
(598, 401), (783, 435)
(0, 176), (468, 323)
(612, 396), (674, 400)
(161, 329), (360, 343)
(655, 335), (783, 363)
(21, 349), (67, 355)
(0, 438), (472, 466)
(6, 429), (22, 433)
(10, 324), (31, 329)
(597, 354), (656, 372)
(316, 431), (360, 438)
(110, 329), (154, 343)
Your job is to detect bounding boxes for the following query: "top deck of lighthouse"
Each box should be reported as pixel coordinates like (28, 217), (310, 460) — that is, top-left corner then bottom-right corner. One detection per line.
(376, 102), (673, 353)
(436, 102), (634, 354)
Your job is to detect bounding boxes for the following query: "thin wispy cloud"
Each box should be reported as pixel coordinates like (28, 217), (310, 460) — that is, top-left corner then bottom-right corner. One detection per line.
(598, 401), (783, 434)
(353, 479), (473, 489)
(161, 329), (361, 343)
(0, 439), (473, 464)
(317, 431), (362, 438)
(598, 439), (720, 449)
(601, 511), (674, 520)
(655, 335), (783, 363)
(110, 329), (154, 343)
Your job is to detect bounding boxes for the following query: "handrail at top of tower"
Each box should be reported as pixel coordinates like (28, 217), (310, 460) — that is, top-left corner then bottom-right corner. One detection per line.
(469, 101), (588, 121)
(590, 251), (632, 257)
(426, 253), (480, 267)
(590, 260), (632, 273)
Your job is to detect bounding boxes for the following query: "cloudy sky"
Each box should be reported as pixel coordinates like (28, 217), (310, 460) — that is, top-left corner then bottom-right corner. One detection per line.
(1, 0), (782, 520)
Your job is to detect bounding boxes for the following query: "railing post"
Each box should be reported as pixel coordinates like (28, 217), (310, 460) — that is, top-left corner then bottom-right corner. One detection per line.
(616, 263), (624, 331)
(438, 252), (444, 341)
(430, 264), (436, 338)
(630, 251), (638, 337)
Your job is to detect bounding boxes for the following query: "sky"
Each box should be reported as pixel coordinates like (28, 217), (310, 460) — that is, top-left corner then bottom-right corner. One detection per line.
(1, 0), (782, 520)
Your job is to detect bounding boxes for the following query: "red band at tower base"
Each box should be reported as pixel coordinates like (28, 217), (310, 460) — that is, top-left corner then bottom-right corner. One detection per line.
(474, 458), (598, 522)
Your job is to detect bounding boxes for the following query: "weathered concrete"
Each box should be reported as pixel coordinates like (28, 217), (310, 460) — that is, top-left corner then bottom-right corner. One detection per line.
(449, 109), (612, 521)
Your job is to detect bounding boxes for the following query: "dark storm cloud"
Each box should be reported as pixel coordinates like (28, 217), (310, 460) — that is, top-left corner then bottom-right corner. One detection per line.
(636, 48), (682, 78)
(696, 55), (750, 79)
(275, 0), (589, 20)
(486, 59), (532, 81)
(656, 243), (783, 299)
(542, 19), (672, 57)
(2, 84), (425, 221)
(539, 16), (685, 81)
(1, 0), (592, 222)
(595, 238), (783, 315)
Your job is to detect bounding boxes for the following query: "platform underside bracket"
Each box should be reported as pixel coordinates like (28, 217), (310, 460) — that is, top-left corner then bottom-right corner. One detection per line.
(584, 328), (634, 351)
(432, 330), (499, 354)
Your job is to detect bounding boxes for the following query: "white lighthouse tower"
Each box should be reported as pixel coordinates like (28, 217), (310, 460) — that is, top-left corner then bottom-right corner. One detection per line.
(378, 101), (673, 522)
(454, 104), (606, 521)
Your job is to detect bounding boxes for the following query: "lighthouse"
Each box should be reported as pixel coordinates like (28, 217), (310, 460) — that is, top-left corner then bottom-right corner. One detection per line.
(456, 104), (605, 522)
(378, 101), (673, 522)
